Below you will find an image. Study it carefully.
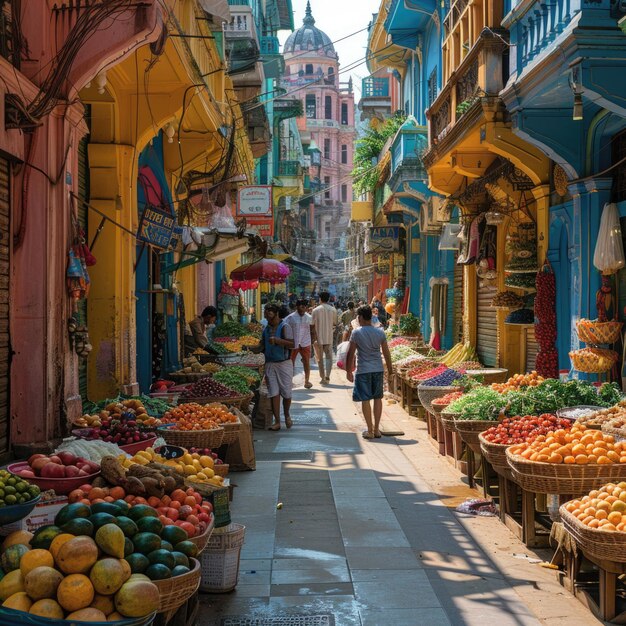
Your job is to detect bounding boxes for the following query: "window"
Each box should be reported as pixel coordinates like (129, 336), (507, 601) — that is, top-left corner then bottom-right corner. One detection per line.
(323, 138), (331, 160)
(327, 67), (335, 83)
(341, 184), (348, 203)
(324, 176), (331, 199)
(428, 67), (438, 107)
(341, 102), (349, 125)
(324, 95), (332, 119)
(305, 63), (314, 75)
(341, 144), (347, 164)
(305, 94), (316, 119)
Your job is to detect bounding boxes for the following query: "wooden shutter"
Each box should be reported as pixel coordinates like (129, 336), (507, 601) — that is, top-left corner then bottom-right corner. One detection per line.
(0, 157), (10, 456)
(453, 257), (463, 343)
(476, 284), (497, 367)
(525, 326), (539, 372)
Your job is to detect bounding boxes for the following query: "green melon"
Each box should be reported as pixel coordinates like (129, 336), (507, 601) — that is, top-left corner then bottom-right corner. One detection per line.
(54, 503), (91, 527)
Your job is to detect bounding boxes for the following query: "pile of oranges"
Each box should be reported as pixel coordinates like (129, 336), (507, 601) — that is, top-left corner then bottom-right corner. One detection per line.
(162, 403), (238, 431)
(564, 482), (626, 531)
(508, 424), (626, 464)
(491, 371), (544, 393)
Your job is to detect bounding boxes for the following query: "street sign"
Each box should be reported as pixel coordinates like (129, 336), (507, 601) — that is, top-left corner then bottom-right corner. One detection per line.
(137, 205), (175, 249)
(366, 226), (404, 254)
(237, 186), (273, 217)
(245, 215), (274, 237)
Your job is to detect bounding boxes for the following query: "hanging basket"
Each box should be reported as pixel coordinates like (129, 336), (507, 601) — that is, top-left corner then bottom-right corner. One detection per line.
(576, 320), (623, 345)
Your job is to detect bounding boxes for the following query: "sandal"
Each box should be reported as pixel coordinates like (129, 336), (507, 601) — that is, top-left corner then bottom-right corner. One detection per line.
(285, 416), (293, 429)
(362, 430), (375, 440)
(268, 423), (281, 431)
(374, 431), (382, 438)
(304, 382), (313, 389)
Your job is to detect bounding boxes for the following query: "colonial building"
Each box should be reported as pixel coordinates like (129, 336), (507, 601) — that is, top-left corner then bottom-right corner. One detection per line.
(282, 1), (356, 285)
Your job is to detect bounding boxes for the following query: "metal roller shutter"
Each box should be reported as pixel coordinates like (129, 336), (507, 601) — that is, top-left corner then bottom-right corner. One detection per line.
(0, 158), (10, 456)
(77, 134), (89, 400)
(476, 284), (497, 367)
(525, 326), (539, 372)
(453, 257), (463, 343)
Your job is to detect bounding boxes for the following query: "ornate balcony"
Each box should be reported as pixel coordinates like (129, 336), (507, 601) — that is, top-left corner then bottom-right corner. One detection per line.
(425, 29), (507, 160)
(359, 76), (392, 123)
(278, 160), (302, 177)
(260, 35), (283, 79)
(388, 118), (428, 192)
(274, 97), (303, 121)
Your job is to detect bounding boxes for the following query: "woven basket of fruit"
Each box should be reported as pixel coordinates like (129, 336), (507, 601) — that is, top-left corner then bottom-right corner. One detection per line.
(576, 319), (623, 345)
(454, 419), (496, 454)
(505, 449), (626, 494)
(478, 433), (514, 480)
(154, 557), (201, 620)
(159, 425), (225, 450)
(464, 368), (509, 385)
(220, 408), (245, 445)
(417, 385), (458, 415)
(189, 516), (215, 555)
(439, 410), (459, 432)
(569, 347), (619, 373)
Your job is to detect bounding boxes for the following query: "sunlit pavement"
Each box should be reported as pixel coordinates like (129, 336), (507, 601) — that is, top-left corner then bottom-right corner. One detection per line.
(198, 360), (601, 626)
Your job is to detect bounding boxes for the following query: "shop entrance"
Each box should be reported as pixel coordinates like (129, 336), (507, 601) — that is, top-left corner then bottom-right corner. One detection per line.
(476, 283), (498, 366)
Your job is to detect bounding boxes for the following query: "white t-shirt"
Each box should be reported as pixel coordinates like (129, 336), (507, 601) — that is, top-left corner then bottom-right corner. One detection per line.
(286, 312), (313, 348)
(312, 303), (338, 345)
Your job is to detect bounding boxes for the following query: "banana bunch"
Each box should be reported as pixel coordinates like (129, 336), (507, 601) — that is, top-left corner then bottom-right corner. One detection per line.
(441, 342), (478, 366)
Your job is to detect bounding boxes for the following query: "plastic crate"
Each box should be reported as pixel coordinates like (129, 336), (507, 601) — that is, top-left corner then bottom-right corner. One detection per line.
(199, 523), (245, 593)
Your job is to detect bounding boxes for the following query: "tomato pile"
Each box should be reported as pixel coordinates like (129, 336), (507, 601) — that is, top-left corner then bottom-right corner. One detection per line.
(432, 391), (464, 407)
(409, 364), (447, 382)
(481, 413), (571, 445)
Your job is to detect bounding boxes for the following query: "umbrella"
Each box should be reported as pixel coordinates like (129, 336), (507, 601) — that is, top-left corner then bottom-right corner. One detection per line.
(230, 258), (290, 285)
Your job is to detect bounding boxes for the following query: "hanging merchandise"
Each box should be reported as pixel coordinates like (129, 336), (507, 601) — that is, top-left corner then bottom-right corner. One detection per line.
(593, 202), (625, 274)
(79, 228), (97, 266)
(429, 277), (449, 350)
(458, 215), (485, 265)
(534, 261), (558, 378)
(476, 224), (497, 281)
(207, 188), (236, 230)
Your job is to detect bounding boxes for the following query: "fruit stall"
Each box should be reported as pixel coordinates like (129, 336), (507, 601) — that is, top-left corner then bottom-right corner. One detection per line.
(0, 327), (263, 625)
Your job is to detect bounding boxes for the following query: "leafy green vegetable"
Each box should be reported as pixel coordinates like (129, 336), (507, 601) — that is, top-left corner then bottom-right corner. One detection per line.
(83, 394), (172, 418)
(212, 370), (251, 395)
(446, 387), (506, 421)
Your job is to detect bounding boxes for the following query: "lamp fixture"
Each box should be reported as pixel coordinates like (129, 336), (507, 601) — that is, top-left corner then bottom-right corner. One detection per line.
(95, 71), (107, 95)
(573, 93), (583, 121)
(164, 122), (176, 143)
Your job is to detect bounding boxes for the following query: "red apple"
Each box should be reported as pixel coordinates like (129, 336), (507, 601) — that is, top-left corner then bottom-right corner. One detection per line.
(40, 463), (65, 478)
(77, 468), (90, 476)
(48, 455), (62, 465)
(64, 466), (80, 478)
(18, 469), (35, 478)
(57, 451), (77, 466)
(31, 457), (51, 473)
(28, 454), (46, 465)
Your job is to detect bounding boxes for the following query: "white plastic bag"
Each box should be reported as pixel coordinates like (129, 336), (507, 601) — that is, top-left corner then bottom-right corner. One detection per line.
(594, 203), (625, 274)
(336, 341), (351, 371)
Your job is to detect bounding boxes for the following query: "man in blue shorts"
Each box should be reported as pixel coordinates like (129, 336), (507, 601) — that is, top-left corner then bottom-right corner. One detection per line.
(345, 305), (393, 440)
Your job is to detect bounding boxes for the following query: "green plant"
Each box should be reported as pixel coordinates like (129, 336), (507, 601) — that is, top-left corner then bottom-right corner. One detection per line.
(399, 313), (421, 336)
(352, 113), (406, 196)
(456, 100), (473, 116)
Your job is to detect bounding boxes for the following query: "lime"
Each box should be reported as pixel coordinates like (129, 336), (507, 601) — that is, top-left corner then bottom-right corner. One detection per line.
(15, 482), (27, 493)
(4, 486), (16, 495)
(5, 495), (16, 505)
(7, 477), (16, 486)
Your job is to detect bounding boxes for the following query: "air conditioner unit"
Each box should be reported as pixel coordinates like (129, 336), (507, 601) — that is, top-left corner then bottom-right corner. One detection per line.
(419, 199), (443, 234)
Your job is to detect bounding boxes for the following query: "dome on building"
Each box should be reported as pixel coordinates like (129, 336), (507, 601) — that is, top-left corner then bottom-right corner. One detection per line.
(283, 1), (335, 56)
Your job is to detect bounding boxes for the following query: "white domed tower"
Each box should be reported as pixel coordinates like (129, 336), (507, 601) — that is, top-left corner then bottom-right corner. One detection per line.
(283, 1), (355, 273)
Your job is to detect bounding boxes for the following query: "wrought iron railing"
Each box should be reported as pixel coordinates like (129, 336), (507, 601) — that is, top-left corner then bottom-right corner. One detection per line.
(278, 160), (302, 177)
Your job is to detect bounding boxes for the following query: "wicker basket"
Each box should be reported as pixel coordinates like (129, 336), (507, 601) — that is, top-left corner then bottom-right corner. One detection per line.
(601, 423), (626, 441)
(159, 425), (225, 449)
(576, 320), (623, 345)
(154, 557), (201, 619)
(464, 368), (509, 384)
(200, 523), (246, 593)
(440, 410), (459, 432)
(213, 463), (229, 477)
(560, 505), (626, 562)
(189, 516), (215, 555)
(505, 449), (626, 494)
(569, 348), (619, 373)
(177, 393), (252, 411)
(417, 385), (458, 415)
(455, 419), (496, 454)
(478, 432), (514, 480)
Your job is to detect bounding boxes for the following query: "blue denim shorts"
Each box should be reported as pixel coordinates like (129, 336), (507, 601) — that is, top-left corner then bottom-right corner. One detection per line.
(352, 371), (384, 402)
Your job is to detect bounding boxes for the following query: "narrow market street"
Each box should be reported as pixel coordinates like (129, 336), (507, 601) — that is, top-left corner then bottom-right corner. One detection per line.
(199, 368), (602, 626)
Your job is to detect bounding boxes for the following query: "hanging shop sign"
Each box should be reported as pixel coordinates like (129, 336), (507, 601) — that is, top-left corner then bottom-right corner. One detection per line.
(237, 186), (273, 217)
(366, 226), (404, 255)
(245, 216), (274, 238)
(137, 205), (175, 249)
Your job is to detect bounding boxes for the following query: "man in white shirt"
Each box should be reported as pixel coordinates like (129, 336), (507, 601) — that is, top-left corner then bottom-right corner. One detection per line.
(311, 292), (338, 384)
(286, 299), (316, 389)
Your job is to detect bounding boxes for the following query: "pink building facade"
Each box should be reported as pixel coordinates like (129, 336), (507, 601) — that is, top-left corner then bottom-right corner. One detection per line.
(282, 2), (356, 265)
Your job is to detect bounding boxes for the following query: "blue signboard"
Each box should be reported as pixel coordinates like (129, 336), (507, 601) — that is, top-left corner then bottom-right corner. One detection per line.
(137, 205), (175, 249)
(367, 226), (404, 254)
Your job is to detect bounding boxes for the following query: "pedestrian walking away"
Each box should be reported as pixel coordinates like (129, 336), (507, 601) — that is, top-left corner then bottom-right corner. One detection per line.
(345, 305), (393, 439)
(257, 304), (295, 430)
(286, 299), (316, 389)
(311, 291), (338, 384)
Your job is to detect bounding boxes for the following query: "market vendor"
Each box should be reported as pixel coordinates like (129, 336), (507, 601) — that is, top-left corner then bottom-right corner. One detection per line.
(184, 306), (217, 354)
